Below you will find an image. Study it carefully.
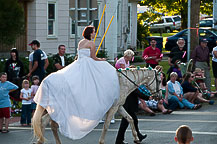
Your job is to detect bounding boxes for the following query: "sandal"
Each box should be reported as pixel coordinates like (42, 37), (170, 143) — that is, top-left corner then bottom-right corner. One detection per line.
(193, 104), (202, 110)
(167, 109), (173, 114)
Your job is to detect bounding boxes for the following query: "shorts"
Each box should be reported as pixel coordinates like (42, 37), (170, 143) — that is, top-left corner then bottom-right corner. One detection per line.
(0, 107), (10, 118)
(212, 61), (217, 78)
(31, 103), (37, 110)
(145, 100), (158, 110)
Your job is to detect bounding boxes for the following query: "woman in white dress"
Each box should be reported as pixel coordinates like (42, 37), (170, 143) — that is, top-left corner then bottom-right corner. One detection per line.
(34, 26), (120, 140)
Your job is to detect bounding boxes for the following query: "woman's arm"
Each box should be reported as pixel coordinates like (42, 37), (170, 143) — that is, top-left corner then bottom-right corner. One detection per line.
(90, 41), (105, 61)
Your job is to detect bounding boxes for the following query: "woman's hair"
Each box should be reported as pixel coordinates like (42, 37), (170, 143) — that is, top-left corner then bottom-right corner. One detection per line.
(183, 72), (192, 82)
(161, 72), (167, 86)
(170, 72), (178, 77)
(176, 125), (192, 144)
(22, 79), (29, 88)
(82, 25), (95, 40)
(124, 49), (134, 57)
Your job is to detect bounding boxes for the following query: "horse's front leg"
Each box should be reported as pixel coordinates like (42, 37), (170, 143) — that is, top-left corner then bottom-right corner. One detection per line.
(99, 106), (119, 144)
(117, 106), (140, 144)
(50, 120), (61, 144)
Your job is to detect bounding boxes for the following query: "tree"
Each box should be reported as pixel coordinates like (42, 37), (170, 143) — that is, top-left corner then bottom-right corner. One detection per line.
(0, 0), (25, 45)
(139, 0), (213, 30)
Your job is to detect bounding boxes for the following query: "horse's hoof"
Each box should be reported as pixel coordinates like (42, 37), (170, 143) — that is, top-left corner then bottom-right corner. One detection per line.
(133, 140), (141, 144)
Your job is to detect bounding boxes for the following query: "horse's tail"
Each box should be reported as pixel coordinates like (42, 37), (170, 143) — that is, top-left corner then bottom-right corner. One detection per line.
(32, 105), (46, 143)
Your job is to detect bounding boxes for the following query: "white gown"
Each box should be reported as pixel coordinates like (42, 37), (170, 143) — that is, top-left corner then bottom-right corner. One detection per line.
(34, 49), (120, 140)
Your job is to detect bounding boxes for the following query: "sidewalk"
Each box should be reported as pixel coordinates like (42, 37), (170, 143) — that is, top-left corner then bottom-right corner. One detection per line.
(9, 116), (21, 127)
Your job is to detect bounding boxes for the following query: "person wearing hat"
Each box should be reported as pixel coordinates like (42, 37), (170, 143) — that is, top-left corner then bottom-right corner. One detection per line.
(4, 48), (24, 101)
(191, 38), (211, 91)
(142, 38), (162, 68)
(27, 40), (46, 82)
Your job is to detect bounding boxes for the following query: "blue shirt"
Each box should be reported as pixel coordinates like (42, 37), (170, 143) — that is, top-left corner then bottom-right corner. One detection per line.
(0, 81), (18, 108)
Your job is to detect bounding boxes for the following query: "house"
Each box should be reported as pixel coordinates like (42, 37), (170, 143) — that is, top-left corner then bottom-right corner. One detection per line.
(1, 0), (140, 61)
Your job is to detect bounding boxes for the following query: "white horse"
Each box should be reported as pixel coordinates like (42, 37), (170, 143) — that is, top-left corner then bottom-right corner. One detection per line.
(32, 67), (161, 144)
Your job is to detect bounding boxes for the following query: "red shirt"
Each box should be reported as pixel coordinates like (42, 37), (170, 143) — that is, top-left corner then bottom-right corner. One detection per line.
(142, 46), (161, 64)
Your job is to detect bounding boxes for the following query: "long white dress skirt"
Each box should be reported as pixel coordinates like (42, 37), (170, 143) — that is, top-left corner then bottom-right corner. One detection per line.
(34, 49), (120, 140)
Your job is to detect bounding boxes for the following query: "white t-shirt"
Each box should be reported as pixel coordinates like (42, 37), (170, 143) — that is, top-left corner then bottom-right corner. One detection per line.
(29, 51), (48, 62)
(212, 46), (217, 62)
(172, 81), (181, 96)
(21, 88), (32, 105)
(60, 56), (65, 66)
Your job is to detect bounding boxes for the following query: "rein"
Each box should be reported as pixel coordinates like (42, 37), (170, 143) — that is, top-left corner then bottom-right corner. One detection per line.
(117, 69), (161, 97)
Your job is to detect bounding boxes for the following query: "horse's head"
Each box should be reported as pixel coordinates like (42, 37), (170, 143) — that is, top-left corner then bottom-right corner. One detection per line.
(139, 67), (162, 99)
(117, 67), (162, 99)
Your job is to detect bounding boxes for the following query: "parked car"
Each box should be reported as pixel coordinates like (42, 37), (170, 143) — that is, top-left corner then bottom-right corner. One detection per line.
(171, 15), (181, 30)
(149, 16), (181, 33)
(199, 18), (213, 29)
(165, 28), (217, 52)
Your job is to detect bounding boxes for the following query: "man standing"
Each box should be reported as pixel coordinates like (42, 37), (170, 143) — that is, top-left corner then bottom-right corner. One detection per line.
(53, 44), (69, 72)
(29, 50), (49, 76)
(27, 40), (46, 82)
(168, 38), (187, 66)
(142, 38), (162, 68)
(115, 89), (147, 144)
(191, 38), (211, 91)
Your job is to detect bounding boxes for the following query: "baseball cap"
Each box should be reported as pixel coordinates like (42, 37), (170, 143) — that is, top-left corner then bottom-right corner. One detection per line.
(29, 40), (40, 46)
(201, 38), (208, 43)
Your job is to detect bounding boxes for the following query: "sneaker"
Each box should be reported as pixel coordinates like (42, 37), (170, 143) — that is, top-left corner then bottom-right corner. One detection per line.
(110, 119), (115, 124)
(209, 100), (215, 105)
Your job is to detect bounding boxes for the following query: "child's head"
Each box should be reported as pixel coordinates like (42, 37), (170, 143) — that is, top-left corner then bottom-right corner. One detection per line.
(194, 68), (202, 75)
(0, 72), (7, 83)
(175, 125), (193, 144)
(22, 79), (30, 88)
(32, 75), (40, 85)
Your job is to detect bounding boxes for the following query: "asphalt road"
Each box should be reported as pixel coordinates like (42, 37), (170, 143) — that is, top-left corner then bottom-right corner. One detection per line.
(1, 99), (217, 144)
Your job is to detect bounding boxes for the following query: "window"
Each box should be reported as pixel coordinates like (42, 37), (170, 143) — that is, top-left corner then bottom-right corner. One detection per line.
(71, 19), (75, 35)
(48, 2), (56, 36)
(165, 18), (173, 23)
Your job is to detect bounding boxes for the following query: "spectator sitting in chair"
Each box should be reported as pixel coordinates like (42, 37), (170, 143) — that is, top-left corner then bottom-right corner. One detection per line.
(182, 72), (215, 105)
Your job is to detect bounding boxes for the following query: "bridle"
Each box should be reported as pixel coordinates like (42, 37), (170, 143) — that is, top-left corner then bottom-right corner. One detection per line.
(117, 69), (161, 98)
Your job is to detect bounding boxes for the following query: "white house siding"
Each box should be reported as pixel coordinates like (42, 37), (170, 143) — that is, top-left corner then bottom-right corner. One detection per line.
(27, 0), (70, 55)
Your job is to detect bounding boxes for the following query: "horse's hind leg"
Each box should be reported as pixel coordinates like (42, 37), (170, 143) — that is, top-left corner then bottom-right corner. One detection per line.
(118, 106), (140, 144)
(36, 114), (51, 144)
(50, 120), (61, 144)
(99, 106), (119, 144)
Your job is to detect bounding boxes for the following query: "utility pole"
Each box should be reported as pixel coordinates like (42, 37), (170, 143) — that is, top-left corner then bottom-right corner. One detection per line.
(187, 0), (200, 61)
(214, 0), (217, 29)
(87, 0), (90, 25)
(75, 0), (78, 53)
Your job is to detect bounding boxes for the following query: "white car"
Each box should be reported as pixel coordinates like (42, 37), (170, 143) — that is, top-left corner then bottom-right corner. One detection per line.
(149, 15), (181, 33)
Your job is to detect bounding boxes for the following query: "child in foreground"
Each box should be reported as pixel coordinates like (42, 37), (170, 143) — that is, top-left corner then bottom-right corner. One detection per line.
(175, 125), (194, 144)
